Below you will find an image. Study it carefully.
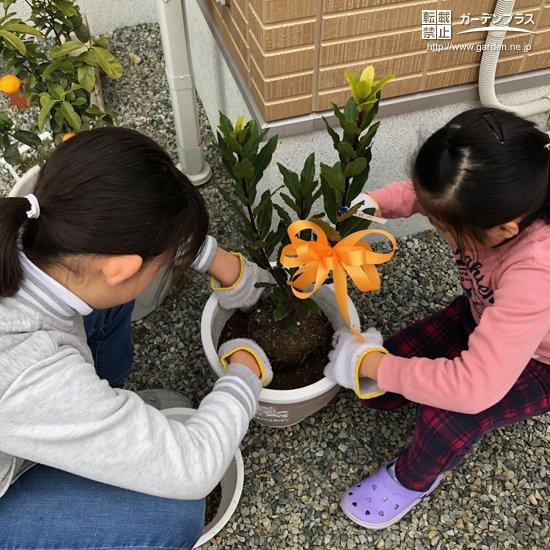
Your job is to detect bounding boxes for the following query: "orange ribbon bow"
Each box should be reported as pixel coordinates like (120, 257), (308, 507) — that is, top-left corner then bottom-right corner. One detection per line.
(280, 220), (397, 340)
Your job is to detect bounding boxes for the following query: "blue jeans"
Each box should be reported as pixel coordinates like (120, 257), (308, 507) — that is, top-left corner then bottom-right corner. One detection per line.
(0, 302), (205, 549)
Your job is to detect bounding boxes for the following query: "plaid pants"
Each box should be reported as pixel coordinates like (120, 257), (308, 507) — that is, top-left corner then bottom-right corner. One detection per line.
(363, 295), (550, 491)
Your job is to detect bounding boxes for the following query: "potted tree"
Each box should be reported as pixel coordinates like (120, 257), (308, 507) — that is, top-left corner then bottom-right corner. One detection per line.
(0, 0), (122, 172)
(201, 66), (397, 427)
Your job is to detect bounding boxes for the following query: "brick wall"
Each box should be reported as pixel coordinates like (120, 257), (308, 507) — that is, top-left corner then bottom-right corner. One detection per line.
(205, 0), (550, 121)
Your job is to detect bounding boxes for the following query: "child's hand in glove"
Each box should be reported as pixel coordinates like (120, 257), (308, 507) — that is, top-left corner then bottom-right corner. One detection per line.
(191, 237), (273, 311)
(349, 193), (381, 218)
(212, 253), (273, 311)
(218, 338), (273, 387)
(324, 327), (387, 398)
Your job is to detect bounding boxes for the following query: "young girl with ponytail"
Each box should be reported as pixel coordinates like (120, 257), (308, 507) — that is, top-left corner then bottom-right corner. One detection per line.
(326, 107), (550, 529)
(0, 127), (272, 549)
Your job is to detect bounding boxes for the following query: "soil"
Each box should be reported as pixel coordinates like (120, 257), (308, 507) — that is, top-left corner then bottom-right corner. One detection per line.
(219, 297), (333, 390)
(205, 482), (222, 526)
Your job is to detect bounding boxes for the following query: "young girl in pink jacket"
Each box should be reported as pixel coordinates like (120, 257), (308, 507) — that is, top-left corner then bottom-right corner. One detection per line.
(325, 107), (550, 529)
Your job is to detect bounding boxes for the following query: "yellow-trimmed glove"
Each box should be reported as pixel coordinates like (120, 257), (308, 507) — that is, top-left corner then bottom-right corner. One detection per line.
(324, 328), (387, 399)
(218, 338), (273, 387)
(212, 253), (274, 311)
(349, 193), (384, 223)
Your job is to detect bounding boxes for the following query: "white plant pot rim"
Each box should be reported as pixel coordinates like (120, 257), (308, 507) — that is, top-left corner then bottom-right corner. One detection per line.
(161, 407), (244, 548)
(7, 164), (41, 197)
(201, 284), (359, 403)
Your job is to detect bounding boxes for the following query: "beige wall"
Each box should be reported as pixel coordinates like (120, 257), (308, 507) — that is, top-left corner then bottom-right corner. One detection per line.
(205, 0), (550, 121)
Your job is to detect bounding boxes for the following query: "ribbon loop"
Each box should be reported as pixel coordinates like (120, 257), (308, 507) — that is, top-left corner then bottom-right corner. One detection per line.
(280, 220), (397, 338)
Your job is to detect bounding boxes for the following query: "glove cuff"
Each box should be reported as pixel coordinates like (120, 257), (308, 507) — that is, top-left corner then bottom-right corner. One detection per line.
(210, 252), (244, 291)
(354, 347), (387, 399)
(218, 338), (273, 386)
(212, 255), (271, 311)
(191, 235), (218, 273)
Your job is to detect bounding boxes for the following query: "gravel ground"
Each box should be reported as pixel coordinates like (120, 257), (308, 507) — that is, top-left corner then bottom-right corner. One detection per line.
(1, 23), (548, 550)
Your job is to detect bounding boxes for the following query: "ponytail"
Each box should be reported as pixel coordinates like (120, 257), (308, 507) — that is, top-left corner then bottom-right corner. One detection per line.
(0, 197), (38, 297)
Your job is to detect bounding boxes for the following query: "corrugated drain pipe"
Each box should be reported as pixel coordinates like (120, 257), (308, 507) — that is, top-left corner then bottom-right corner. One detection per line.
(478, 0), (550, 117)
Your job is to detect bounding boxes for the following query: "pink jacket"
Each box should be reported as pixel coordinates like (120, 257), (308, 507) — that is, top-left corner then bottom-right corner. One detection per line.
(369, 181), (550, 413)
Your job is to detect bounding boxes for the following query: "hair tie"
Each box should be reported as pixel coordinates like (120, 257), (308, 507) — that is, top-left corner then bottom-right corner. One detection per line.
(24, 193), (40, 219)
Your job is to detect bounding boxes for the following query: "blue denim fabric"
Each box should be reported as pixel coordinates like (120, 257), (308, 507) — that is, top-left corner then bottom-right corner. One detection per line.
(0, 465), (205, 549)
(83, 301), (135, 386)
(0, 302), (206, 548)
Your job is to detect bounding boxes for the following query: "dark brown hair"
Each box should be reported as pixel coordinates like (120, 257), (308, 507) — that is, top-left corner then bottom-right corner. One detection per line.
(412, 107), (550, 248)
(0, 127), (209, 297)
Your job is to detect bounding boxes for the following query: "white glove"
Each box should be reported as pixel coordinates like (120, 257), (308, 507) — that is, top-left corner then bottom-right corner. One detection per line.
(212, 253), (274, 311)
(324, 327), (387, 399)
(349, 193), (384, 223)
(218, 338), (273, 387)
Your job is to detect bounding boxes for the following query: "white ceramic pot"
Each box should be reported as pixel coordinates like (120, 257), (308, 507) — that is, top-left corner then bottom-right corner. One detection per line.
(201, 284), (361, 428)
(9, 167), (171, 321)
(161, 407), (244, 548)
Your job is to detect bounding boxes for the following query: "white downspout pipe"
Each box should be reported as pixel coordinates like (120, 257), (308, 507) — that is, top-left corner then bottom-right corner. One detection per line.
(478, 0), (550, 117)
(157, 0), (211, 185)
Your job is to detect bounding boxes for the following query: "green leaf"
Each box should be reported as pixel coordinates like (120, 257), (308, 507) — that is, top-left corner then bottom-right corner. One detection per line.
(233, 158), (254, 181)
(48, 84), (65, 99)
(343, 96), (359, 123)
(337, 141), (355, 159)
(277, 163), (300, 202)
(320, 173), (338, 224)
(2, 21), (43, 38)
(13, 130), (41, 147)
(51, 41), (85, 58)
(74, 22), (91, 43)
(37, 96), (57, 130)
(371, 73), (395, 95)
(308, 218), (341, 242)
(91, 46), (123, 78)
(217, 112), (234, 136)
(251, 134), (278, 186)
(3, 142), (21, 166)
(344, 157), (367, 177)
(59, 100), (81, 129)
(0, 29), (26, 54)
(273, 299), (291, 322)
(300, 152), (316, 187)
(341, 119), (360, 138)
(41, 58), (65, 79)
(273, 203), (293, 227)
(320, 162), (345, 192)
(338, 215), (374, 238)
(280, 192), (300, 215)
(298, 297), (321, 315)
(283, 315), (299, 333)
(77, 64), (95, 92)
(0, 111), (13, 126)
(323, 117), (340, 149)
(255, 190), (274, 238)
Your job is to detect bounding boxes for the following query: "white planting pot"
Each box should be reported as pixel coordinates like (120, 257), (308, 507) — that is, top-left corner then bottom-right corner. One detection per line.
(9, 167), (171, 321)
(201, 284), (361, 428)
(161, 407), (244, 548)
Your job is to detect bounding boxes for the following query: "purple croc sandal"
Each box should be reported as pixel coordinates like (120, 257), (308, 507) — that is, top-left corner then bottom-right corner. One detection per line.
(341, 460), (441, 529)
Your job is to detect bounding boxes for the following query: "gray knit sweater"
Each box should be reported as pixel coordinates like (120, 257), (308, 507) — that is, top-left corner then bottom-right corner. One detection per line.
(0, 256), (261, 499)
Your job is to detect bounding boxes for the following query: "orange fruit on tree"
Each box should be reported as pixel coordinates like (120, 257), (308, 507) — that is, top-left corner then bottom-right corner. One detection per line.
(0, 74), (21, 94)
